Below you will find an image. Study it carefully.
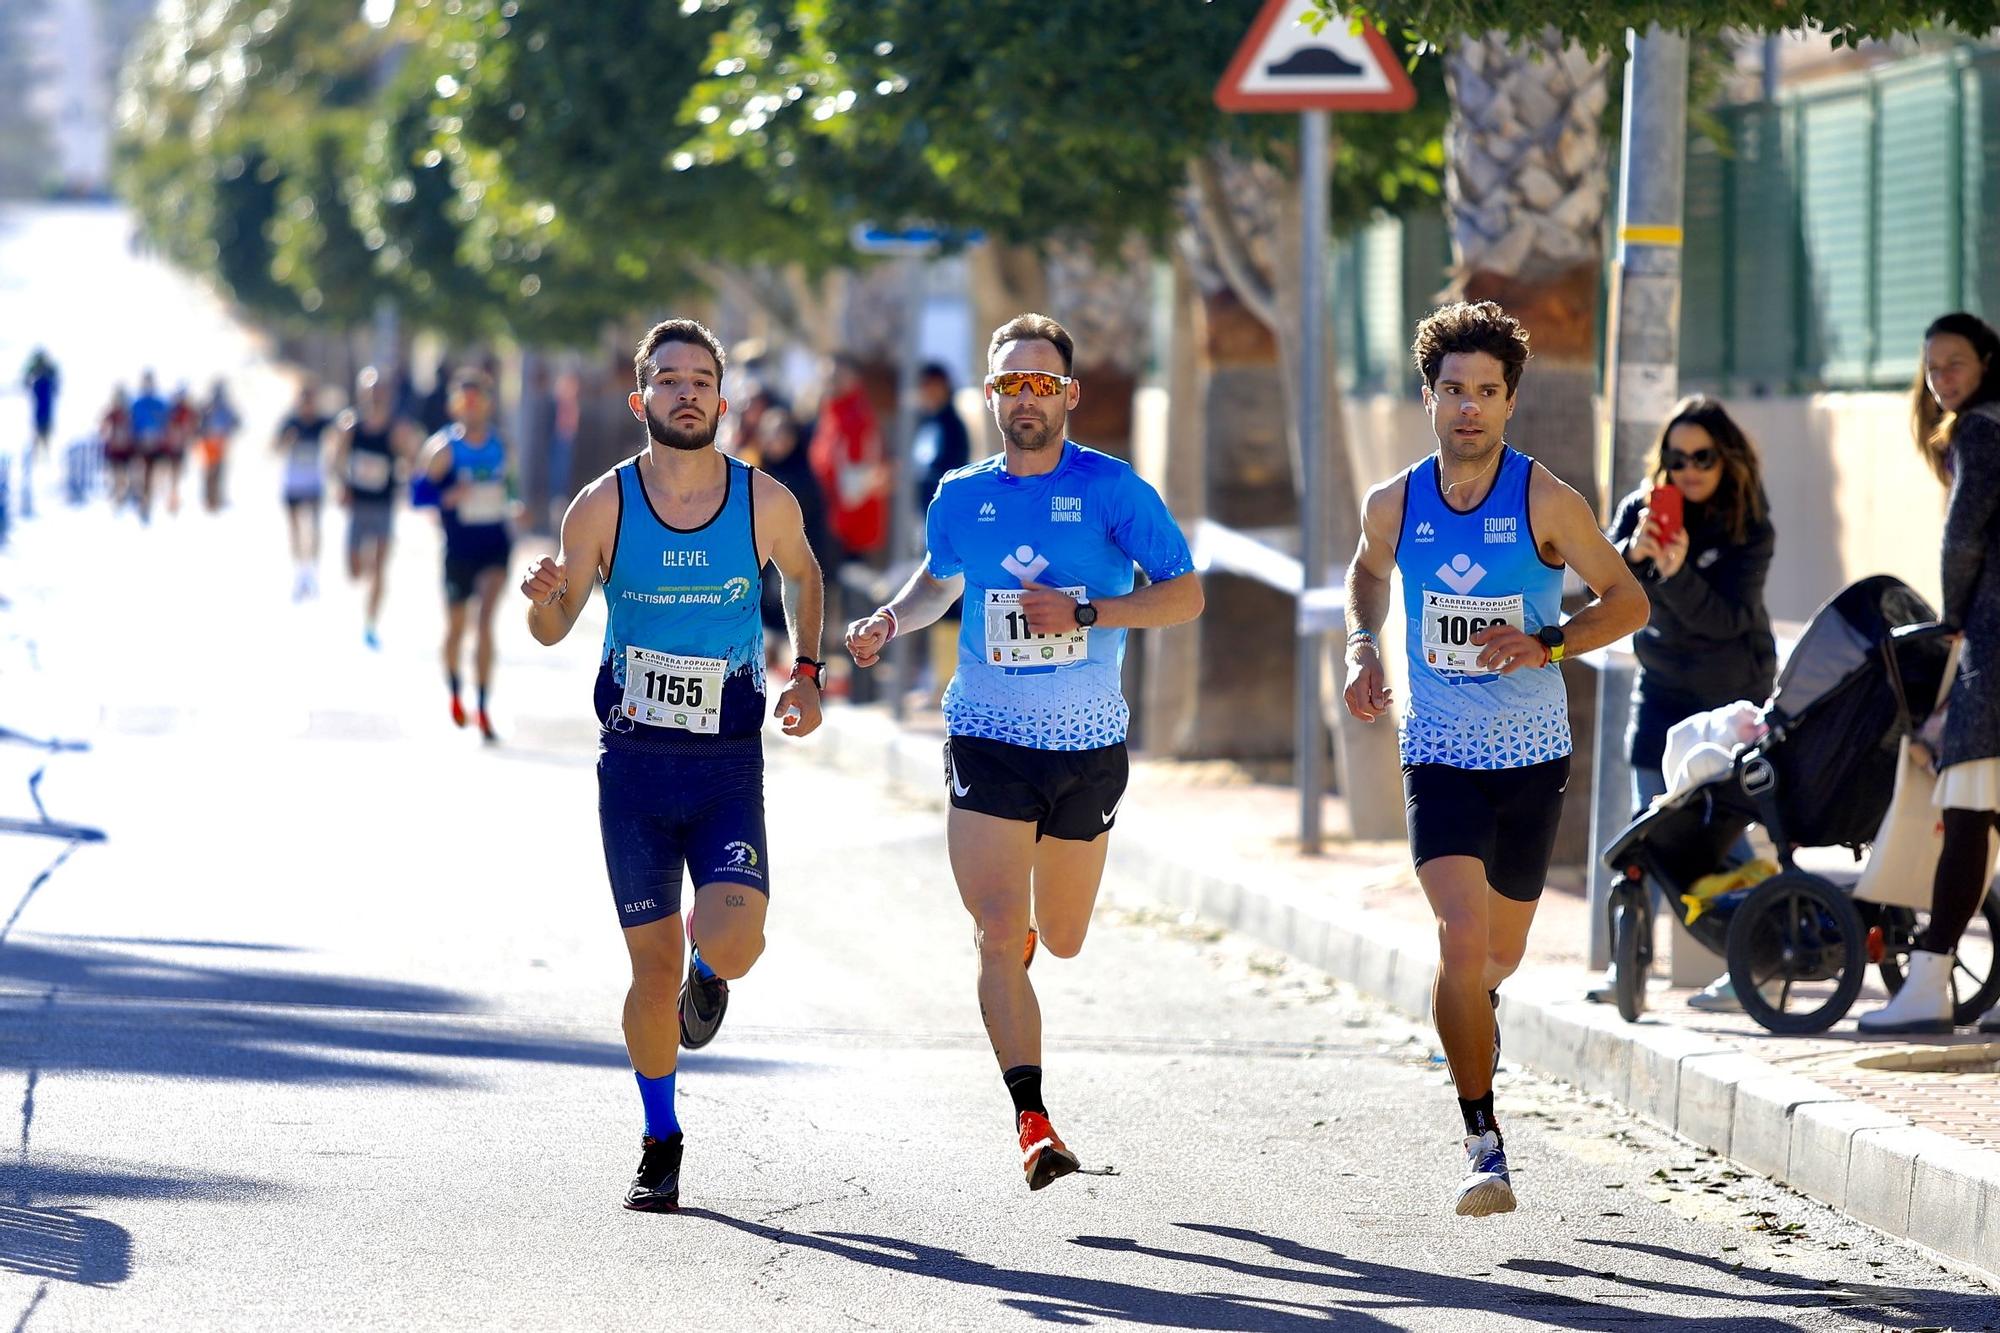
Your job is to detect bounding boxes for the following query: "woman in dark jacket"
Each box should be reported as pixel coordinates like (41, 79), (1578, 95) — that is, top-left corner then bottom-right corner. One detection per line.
(1599, 396), (1777, 1010)
(1860, 312), (2000, 1035)
(1611, 396), (1778, 806)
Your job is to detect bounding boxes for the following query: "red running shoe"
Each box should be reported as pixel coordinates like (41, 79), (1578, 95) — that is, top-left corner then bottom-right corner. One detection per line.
(478, 710), (498, 743)
(449, 695), (467, 728)
(1017, 1110), (1080, 1191)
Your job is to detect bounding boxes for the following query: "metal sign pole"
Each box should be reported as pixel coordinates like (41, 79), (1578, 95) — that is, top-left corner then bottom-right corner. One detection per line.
(1296, 109), (1329, 854)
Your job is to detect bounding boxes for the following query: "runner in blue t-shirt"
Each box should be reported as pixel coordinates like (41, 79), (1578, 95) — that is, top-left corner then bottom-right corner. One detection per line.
(844, 314), (1204, 1191)
(1340, 301), (1647, 1218)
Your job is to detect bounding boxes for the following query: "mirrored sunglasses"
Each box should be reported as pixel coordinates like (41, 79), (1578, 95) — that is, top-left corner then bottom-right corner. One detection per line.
(1666, 447), (1718, 471)
(986, 371), (1075, 398)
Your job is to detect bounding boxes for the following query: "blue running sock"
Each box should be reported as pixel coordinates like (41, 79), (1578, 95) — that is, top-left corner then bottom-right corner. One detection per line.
(690, 948), (717, 982)
(477, 684), (489, 714)
(636, 1070), (680, 1139)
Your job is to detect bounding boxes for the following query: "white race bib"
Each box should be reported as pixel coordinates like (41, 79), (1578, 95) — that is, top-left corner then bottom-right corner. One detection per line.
(458, 479), (508, 524)
(350, 451), (393, 491)
(1421, 590), (1524, 675)
(983, 587), (1089, 666)
(620, 647), (724, 732)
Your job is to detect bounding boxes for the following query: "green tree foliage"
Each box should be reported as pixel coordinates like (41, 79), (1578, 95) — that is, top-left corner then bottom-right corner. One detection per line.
(115, 0), (402, 327)
(683, 0), (1448, 246)
(1312, 1), (1994, 55)
(380, 0), (853, 338)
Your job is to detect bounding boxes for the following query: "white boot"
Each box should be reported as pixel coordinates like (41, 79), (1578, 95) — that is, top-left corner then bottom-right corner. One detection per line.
(1857, 949), (1955, 1035)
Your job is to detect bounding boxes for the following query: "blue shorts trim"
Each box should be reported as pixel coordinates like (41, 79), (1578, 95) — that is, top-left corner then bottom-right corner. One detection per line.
(597, 743), (768, 928)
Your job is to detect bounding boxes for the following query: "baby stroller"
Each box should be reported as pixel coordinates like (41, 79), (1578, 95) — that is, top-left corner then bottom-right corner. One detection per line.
(1600, 576), (2000, 1034)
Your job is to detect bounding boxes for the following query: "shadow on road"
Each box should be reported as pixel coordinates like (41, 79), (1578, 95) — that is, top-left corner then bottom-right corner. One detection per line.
(0, 1204), (129, 1286)
(683, 1210), (1399, 1331)
(0, 936), (802, 1087)
(1560, 1237), (2000, 1330)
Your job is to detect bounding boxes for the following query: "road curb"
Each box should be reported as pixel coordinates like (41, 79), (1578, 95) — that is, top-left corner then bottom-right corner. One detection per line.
(812, 704), (2000, 1288)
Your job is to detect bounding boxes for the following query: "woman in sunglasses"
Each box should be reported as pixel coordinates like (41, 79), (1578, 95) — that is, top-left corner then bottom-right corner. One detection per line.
(1860, 311), (2000, 1035)
(1598, 395), (1777, 1009)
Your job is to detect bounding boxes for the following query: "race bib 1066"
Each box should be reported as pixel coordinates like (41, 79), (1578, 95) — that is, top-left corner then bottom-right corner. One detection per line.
(983, 587), (1088, 666)
(621, 647), (724, 732)
(1421, 589), (1524, 674)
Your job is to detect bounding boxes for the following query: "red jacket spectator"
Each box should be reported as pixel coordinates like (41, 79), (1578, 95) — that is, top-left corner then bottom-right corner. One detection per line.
(809, 359), (888, 556)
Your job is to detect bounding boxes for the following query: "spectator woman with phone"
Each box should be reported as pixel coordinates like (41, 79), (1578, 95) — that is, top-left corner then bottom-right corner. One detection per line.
(1858, 312), (2000, 1035)
(1597, 396), (1777, 1010)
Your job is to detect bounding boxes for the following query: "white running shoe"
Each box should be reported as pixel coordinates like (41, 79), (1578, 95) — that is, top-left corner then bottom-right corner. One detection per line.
(1686, 974), (1743, 1012)
(1454, 1131), (1516, 1217)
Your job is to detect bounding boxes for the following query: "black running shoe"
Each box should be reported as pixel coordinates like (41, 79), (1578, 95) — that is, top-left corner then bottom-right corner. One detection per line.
(625, 1132), (683, 1212)
(679, 958), (729, 1050)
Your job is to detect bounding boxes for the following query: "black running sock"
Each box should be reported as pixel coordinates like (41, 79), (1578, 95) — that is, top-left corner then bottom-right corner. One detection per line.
(1458, 1092), (1501, 1143)
(448, 672), (462, 701)
(477, 685), (490, 715)
(1003, 1065), (1046, 1120)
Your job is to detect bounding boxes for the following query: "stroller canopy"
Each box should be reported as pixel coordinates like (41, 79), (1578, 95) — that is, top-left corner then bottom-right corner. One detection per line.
(1768, 575), (1937, 722)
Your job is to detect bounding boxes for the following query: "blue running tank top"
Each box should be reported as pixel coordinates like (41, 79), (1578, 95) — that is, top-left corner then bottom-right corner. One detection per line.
(434, 424), (512, 559)
(597, 455), (766, 747)
(1397, 447), (1570, 769)
(924, 441), (1195, 751)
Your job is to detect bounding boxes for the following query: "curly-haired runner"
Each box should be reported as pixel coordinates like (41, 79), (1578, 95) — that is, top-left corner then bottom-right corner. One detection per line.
(1342, 301), (1649, 1216)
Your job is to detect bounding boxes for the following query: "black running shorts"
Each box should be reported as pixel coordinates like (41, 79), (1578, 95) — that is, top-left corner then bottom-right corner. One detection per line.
(943, 735), (1129, 843)
(1403, 755), (1571, 902)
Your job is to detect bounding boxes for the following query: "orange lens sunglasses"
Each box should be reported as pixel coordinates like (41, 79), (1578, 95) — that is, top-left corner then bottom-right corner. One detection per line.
(985, 371), (1074, 398)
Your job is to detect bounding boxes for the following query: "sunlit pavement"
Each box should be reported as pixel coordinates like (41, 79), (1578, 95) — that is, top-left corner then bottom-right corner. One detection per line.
(0, 203), (1994, 1331)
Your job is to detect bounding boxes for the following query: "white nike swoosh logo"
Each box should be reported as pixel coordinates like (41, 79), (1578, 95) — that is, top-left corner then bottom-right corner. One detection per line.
(1100, 795), (1125, 824)
(949, 756), (971, 799)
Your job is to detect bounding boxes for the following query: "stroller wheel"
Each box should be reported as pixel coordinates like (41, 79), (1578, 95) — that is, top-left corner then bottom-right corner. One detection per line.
(1612, 889), (1647, 1023)
(1724, 872), (1867, 1035)
(1881, 896), (2000, 1027)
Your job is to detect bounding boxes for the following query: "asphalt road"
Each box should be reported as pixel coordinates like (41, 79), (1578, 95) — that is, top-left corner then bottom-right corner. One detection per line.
(0, 201), (1995, 1331)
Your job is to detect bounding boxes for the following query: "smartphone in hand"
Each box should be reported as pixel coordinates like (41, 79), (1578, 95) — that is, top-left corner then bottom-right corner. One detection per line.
(1647, 484), (1684, 545)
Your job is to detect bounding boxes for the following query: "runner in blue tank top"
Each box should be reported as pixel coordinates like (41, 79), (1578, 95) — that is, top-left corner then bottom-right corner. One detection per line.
(419, 369), (515, 740)
(1341, 302), (1647, 1219)
(521, 320), (825, 1214)
(844, 314), (1205, 1192)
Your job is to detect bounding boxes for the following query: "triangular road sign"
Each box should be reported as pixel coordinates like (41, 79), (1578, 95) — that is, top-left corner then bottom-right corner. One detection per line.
(1215, 0), (1417, 113)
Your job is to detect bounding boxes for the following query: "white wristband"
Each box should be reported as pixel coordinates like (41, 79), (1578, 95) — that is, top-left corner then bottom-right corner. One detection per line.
(875, 606), (899, 640)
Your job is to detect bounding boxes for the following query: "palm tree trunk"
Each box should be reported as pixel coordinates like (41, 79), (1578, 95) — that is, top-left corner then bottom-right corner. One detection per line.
(1444, 29), (1612, 865)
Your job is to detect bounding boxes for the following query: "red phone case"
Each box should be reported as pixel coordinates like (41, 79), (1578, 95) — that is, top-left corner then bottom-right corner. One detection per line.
(1648, 485), (1683, 543)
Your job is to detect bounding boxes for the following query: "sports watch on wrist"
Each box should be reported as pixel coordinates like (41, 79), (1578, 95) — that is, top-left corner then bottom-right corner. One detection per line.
(1073, 600), (1099, 628)
(1534, 624), (1566, 666)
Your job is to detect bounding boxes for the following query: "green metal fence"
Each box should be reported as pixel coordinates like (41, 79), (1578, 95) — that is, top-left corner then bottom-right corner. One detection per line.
(1681, 47), (2000, 393)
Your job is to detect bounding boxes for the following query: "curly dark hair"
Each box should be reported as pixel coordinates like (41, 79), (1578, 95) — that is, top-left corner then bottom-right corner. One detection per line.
(634, 318), (725, 393)
(1411, 301), (1532, 395)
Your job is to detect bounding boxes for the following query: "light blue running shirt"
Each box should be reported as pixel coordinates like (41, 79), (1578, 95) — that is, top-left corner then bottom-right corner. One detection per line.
(1396, 446), (1570, 769)
(925, 441), (1194, 751)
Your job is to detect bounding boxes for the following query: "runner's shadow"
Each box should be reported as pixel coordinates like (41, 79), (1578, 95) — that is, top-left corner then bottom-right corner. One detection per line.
(1081, 1224), (1810, 1331)
(682, 1210), (1401, 1330)
(1561, 1238), (2000, 1329)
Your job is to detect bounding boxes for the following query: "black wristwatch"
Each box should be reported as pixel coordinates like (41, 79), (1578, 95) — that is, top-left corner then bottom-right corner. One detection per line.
(1073, 600), (1099, 628)
(792, 656), (827, 689)
(1534, 624), (1566, 665)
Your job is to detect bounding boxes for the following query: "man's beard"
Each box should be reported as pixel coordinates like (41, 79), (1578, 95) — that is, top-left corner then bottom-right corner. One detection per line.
(1005, 412), (1062, 451)
(644, 400), (717, 452)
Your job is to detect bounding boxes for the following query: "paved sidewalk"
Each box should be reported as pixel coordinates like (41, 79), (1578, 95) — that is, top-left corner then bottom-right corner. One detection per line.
(811, 700), (2000, 1289)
